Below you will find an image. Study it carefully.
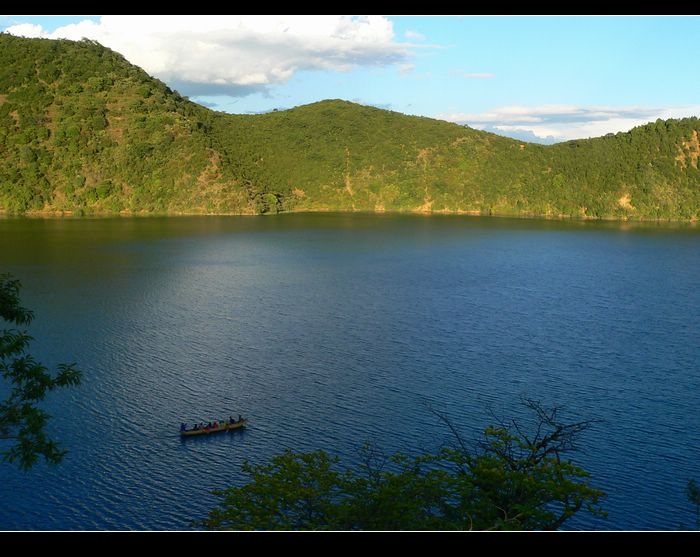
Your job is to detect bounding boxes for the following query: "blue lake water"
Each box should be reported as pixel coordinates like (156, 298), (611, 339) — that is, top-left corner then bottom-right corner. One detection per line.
(0, 213), (699, 531)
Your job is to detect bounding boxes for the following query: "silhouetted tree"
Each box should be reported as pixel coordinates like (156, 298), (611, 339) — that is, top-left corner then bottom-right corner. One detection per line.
(687, 479), (700, 530)
(0, 273), (82, 469)
(199, 398), (606, 530)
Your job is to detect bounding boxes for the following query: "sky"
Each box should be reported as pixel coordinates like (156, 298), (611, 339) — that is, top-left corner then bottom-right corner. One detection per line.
(2, 15), (700, 144)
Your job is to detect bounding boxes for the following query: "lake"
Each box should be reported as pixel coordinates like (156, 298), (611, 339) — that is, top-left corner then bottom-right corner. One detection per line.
(0, 213), (698, 531)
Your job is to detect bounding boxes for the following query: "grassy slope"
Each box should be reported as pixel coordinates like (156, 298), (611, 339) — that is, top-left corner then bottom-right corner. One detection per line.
(212, 99), (530, 214)
(0, 34), (254, 215)
(0, 34), (698, 220)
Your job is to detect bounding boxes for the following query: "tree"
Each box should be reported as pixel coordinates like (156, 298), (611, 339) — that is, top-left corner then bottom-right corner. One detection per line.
(203, 450), (351, 530)
(199, 398), (606, 530)
(437, 398), (607, 530)
(0, 273), (82, 470)
(686, 479), (700, 530)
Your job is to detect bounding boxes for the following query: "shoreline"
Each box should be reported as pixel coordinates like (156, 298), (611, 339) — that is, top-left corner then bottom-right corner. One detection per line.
(1, 207), (697, 226)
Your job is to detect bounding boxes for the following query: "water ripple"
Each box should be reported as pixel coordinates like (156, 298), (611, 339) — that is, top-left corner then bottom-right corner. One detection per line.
(0, 215), (698, 530)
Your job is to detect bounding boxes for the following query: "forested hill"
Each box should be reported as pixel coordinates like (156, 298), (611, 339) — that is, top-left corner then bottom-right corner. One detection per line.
(1, 33), (699, 220)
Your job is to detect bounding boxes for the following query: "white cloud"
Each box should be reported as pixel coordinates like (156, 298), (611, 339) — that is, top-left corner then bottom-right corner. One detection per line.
(404, 29), (425, 41)
(3, 23), (45, 37)
(436, 104), (700, 143)
(5, 15), (412, 97)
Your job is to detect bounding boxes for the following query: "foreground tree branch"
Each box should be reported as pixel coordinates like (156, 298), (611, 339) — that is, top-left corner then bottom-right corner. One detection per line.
(0, 273), (82, 470)
(199, 398), (606, 531)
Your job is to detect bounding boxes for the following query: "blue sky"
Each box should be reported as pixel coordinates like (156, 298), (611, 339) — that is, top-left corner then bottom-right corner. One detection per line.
(2, 15), (699, 143)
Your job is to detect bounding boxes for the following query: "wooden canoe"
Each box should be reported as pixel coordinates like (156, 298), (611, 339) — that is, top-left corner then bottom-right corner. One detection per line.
(180, 418), (248, 437)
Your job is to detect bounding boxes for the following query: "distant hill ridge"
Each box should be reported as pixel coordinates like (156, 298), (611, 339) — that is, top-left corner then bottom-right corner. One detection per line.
(1, 33), (698, 220)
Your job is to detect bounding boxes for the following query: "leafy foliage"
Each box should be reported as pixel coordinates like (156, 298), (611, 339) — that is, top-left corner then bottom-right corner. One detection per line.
(687, 479), (700, 530)
(0, 34), (252, 216)
(199, 399), (606, 531)
(1, 33), (698, 220)
(0, 273), (82, 469)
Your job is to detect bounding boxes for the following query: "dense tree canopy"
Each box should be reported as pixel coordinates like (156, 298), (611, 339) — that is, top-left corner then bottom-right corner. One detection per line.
(199, 399), (606, 531)
(1, 33), (699, 220)
(0, 273), (82, 469)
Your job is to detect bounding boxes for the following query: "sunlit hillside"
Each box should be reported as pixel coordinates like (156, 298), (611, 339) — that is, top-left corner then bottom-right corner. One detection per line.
(1, 33), (698, 220)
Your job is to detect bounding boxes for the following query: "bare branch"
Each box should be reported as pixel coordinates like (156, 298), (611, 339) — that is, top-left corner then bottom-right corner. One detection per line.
(425, 402), (470, 454)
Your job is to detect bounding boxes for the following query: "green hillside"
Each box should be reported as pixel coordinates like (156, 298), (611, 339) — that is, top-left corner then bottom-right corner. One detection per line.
(210, 99), (523, 214)
(1, 33), (699, 220)
(0, 34), (250, 215)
